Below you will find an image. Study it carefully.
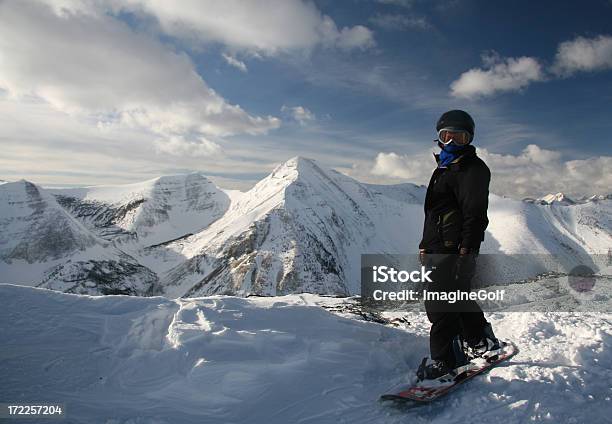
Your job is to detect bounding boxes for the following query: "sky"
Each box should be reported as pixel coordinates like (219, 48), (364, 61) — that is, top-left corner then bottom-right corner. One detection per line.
(0, 0), (611, 199)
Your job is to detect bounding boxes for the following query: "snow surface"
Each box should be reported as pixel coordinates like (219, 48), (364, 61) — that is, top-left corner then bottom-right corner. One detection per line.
(1, 283), (610, 424)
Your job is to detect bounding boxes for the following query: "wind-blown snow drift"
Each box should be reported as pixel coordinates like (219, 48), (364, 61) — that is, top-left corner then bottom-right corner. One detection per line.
(1, 284), (610, 424)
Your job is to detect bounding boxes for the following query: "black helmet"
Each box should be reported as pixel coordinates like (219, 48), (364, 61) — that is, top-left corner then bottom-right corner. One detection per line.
(436, 110), (475, 136)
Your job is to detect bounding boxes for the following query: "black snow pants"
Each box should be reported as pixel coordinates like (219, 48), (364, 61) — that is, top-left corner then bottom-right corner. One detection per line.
(423, 250), (488, 367)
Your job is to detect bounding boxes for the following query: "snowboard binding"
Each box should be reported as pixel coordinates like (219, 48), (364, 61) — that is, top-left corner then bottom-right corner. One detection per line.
(462, 323), (502, 360)
(416, 334), (470, 382)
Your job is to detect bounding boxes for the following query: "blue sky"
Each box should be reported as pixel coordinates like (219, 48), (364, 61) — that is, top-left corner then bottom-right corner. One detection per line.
(0, 0), (611, 198)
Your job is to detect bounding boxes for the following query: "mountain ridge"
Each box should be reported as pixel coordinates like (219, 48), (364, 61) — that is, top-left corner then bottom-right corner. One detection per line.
(0, 180), (159, 294)
(1, 156), (611, 297)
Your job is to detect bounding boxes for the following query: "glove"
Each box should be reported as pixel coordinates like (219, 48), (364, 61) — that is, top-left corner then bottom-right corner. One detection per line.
(459, 247), (479, 256)
(455, 247), (479, 282)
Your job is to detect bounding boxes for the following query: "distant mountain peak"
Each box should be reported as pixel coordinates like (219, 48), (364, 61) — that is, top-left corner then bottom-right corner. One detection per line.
(2, 179), (45, 204)
(0, 179), (98, 263)
(538, 192), (575, 205)
(525, 192), (611, 205)
(285, 155), (317, 165)
(270, 156), (319, 176)
(581, 193), (612, 202)
(250, 157), (328, 194)
(47, 171), (230, 247)
(154, 171), (212, 184)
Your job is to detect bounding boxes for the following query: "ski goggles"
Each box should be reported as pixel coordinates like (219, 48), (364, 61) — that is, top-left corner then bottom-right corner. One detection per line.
(436, 128), (472, 146)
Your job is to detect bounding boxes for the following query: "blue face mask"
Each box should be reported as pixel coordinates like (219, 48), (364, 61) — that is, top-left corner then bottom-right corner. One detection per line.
(442, 143), (465, 153)
(438, 142), (466, 167)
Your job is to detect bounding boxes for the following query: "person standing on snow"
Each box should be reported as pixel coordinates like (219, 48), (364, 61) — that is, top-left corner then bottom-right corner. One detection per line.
(417, 109), (501, 380)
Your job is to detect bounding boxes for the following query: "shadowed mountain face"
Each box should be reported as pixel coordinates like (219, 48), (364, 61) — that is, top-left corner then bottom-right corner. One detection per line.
(53, 172), (230, 246)
(159, 157), (425, 297)
(1, 181), (97, 263)
(0, 180), (159, 295)
(1, 157), (610, 297)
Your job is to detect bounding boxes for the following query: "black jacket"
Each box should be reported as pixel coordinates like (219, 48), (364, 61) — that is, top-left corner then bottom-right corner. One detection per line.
(419, 145), (490, 252)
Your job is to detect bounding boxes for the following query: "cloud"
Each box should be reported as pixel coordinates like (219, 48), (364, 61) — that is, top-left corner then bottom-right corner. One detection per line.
(334, 25), (376, 50)
(451, 35), (612, 98)
(281, 105), (316, 125)
(367, 145), (612, 199)
(369, 13), (430, 31)
(153, 136), (221, 157)
(38, 0), (375, 55)
(552, 35), (612, 76)
(450, 52), (544, 98)
(0, 1), (279, 153)
(371, 151), (434, 181)
(0, 96), (270, 188)
(222, 53), (248, 72)
(478, 145), (612, 199)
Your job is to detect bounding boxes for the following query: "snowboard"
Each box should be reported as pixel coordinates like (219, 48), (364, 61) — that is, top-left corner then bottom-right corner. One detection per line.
(381, 341), (518, 404)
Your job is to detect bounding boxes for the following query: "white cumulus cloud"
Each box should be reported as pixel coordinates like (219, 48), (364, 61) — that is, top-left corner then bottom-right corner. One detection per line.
(450, 34), (612, 98)
(368, 145), (612, 199)
(0, 1), (280, 155)
(38, 0), (375, 55)
(153, 136), (221, 157)
(552, 35), (612, 76)
(281, 105), (316, 126)
(450, 52), (544, 99)
(222, 53), (248, 72)
(371, 151), (433, 181)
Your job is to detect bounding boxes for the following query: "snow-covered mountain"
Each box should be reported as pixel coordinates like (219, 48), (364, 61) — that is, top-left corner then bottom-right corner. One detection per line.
(1, 283), (610, 424)
(2, 157), (611, 297)
(535, 192), (575, 205)
(524, 192), (612, 205)
(484, 191), (612, 275)
(50, 172), (230, 247)
(157, 157), (425, 297)
(0, 180), (158, 295)
(155, 158), (611, 297)
(1, 180), (97, 262)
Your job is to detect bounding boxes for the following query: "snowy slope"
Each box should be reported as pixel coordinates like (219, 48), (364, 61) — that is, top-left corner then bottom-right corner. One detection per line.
(478, 193), (612, 286)
(1, 283), (610, 424)
(0, 181), (158, 295)
(50, 172), (230, 247)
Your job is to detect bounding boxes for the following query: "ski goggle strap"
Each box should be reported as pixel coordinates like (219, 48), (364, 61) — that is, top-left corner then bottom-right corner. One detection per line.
(436, 128), (472, 145)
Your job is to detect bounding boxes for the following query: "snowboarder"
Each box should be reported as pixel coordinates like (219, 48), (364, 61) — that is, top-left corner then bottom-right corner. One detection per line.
(417, 110), (501, 381)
